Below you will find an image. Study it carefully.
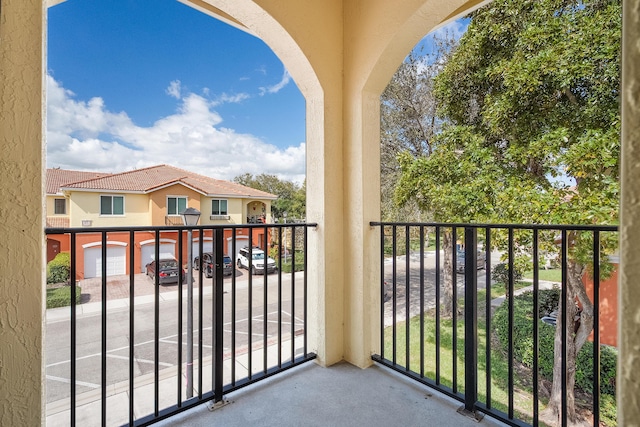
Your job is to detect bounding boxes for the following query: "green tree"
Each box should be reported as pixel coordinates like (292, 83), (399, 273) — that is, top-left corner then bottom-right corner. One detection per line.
(233, 173), (306, 220)
(381, 33), (460, 316)
(396, 0), (620, 424)
(381, 34), (457, 222)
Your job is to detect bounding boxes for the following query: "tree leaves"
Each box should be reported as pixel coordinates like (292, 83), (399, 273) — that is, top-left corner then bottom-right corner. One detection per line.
(233, 173), (306, 220)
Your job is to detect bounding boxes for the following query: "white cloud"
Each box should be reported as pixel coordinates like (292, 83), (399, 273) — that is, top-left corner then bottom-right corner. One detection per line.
(46, 75), (306, 183)
(166, 80), (182, 99)
(213, 92), (251, 106)
(259, 69), (291, 96)
(429, 18), (468, 42)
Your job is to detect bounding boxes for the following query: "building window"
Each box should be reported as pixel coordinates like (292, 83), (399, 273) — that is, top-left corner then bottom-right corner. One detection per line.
(167, 196), (187, 215)
(54, 198), (66, 215)
(212, 199), (228, 215)
(100, 195), (124, 215)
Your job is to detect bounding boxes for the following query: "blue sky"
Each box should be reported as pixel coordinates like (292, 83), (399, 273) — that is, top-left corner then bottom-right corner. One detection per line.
(47, 0), (467, 184)
(47, 0), (306, 182)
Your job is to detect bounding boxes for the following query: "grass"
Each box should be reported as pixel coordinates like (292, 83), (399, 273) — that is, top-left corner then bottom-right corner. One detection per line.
(46, 285), (81, 309)
(383, 288), (617, 427)
(486, 280), (535, 299)
(523, 268), (562, 282)
(382, 313), (540, 424)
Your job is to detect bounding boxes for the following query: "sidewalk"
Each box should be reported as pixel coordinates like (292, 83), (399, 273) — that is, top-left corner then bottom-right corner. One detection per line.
(490, 280), (560, 308)
(46, 271), (300, 322)
(46, 280), (210, 322)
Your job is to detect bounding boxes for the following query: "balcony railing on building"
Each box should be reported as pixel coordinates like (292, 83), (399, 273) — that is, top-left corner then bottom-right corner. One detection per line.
(45, 221), (617, 427)
(372, 222), (618, 427)
(45, 223), (316, 426)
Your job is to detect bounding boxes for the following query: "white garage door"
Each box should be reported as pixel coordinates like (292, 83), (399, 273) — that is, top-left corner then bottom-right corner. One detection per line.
(192, 240), (213, 261)
(228, 237), (249, 263)
(84, 246), (126, 278)
(140, 243), (176, 272)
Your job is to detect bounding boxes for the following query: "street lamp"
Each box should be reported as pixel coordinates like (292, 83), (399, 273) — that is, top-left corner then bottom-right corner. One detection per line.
(181, 207), (200, 399)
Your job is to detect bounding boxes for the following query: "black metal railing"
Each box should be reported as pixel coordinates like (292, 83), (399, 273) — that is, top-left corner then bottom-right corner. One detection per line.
(45, 223), (316, 426)
(371, 222), (618, 427)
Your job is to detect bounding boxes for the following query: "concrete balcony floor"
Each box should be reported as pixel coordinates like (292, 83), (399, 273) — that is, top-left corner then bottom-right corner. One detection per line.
(157, 361), (507, 427)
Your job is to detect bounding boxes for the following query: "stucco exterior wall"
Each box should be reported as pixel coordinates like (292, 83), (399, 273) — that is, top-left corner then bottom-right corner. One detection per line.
(619, 0), (640, 422)
(0, 1), (45, 425)
(199, 195), (240, 224)
(69, 191), (151, 227)
(1, 0), (639, 424)
(46, 194), (67, 216)
(236, 0), (347, 366)
(148, 184), (201, 225)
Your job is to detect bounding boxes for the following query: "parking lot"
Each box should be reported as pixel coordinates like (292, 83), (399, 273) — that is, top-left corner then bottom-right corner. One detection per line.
(76, 269), (245, 303)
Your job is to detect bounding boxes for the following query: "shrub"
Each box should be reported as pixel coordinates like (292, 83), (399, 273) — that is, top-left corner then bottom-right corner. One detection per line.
(600, 393), (618, 426)
(491, 262), (524, 285)
(493, 290), (617, 397)
(47, 252), (71, 284)
(46, 285), (81, 309)
(280, 261), (305, 273)
(536, 286), (561, 318)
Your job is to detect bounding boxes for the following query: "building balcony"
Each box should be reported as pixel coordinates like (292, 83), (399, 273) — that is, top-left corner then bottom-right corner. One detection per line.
(44, 222), (616, 426)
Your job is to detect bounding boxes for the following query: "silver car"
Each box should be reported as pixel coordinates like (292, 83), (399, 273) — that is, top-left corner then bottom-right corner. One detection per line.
(455, 249), (487, 273)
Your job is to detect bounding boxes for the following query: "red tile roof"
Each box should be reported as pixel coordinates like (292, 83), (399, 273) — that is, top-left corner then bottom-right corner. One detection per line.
(46, 168), (111, 195)
(53, 165), (276, 199)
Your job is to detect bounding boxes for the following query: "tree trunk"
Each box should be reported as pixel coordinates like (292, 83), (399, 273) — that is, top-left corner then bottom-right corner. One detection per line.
(542, 258), (594, 426)
(441, 230), (454, 318)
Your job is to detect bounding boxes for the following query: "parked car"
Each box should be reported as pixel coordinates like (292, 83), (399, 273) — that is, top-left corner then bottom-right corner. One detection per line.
(145, 257), (185, 285)
(236, 246), (277, 275)
(193, 252), (233, 277)
(455, 249), (487, 273)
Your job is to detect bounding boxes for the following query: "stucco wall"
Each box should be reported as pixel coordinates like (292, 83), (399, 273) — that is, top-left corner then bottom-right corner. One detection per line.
(148, 184), (201, 225)
(69, 191), (150, 226)
(1, 0), (639, 424)
(199, 195), (241, 224)
(46, 194), (68, 216)
(620, 0), (640, 422)
(0, 1), (45, 425)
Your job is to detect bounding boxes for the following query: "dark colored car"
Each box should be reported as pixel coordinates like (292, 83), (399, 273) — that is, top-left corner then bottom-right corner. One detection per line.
(193, 252), (233, 277)
(145, 258), (185, 285)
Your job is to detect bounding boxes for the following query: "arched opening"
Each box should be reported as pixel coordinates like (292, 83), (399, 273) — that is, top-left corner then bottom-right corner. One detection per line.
(372, 0), (622, 424)
(4, 1), (638, 425)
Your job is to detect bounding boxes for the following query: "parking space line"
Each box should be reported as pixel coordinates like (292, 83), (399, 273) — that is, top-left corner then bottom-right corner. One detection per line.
(107, 353), (173, 367)
(46, 375), (100, 389)
(159, 339), (213, 349)
(280, 310), (305, 324)
(223, 329), (269, 338)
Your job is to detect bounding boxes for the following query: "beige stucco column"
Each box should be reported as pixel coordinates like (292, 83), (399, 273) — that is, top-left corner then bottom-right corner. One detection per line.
(0, 0), (46, 425)
(619, 0), (640, 423)
(340, 0), (486, 368)
(236, 0), (347, 366)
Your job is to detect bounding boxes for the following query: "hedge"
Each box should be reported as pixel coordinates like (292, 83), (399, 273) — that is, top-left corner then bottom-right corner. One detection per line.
(280, 261), (305, 273)
(47, 252), (71, 284)
(493, 289), (617, 396)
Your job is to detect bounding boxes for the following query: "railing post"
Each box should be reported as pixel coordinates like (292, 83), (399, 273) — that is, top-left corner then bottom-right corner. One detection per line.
(458, 227), (483, 420)
(211, 228), (226, 406)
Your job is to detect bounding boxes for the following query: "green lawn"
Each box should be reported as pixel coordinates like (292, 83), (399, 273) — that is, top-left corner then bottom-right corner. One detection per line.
(485, 280), (534, 299)
(383, 314), (541, 425)
(524, 268), (562, 282)
(382, 287), (616, 427)
(46, 285), (81, 309)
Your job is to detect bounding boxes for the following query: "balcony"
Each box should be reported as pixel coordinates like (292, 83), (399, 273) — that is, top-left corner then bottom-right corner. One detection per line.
(44, 222), (616, 426)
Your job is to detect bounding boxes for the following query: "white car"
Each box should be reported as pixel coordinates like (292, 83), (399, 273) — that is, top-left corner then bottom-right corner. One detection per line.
(236, 246), (277, 275)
